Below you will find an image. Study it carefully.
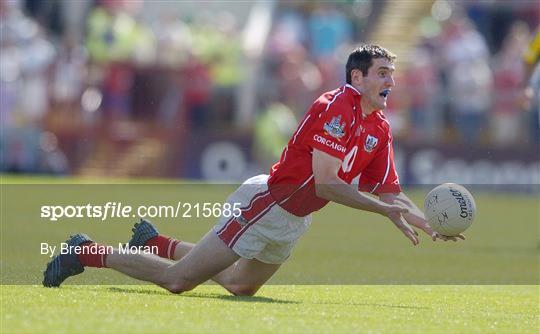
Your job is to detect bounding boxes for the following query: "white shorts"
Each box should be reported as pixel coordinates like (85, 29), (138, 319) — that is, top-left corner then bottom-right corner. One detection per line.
(213, 174), (311, 264)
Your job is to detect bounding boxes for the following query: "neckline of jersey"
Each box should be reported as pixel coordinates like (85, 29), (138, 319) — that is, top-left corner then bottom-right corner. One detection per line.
(345, 83), (361, 96)
(344, 84), (382, 120)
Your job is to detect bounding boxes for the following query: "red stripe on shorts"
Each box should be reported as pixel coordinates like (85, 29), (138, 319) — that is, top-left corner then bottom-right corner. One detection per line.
(215, 189), (270, 235)
(215, 216), (236, 236)
(228, 192), (276, 247)
(218, 219), (244, 246)
(228, 201), (276, 248)
(217, 191), (275, 247)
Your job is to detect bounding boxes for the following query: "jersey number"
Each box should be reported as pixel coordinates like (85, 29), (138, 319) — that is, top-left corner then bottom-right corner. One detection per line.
(341, 145), (358, 173)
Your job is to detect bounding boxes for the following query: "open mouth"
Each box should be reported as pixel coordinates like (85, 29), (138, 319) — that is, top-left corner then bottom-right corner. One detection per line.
(379, 89), (391, 98)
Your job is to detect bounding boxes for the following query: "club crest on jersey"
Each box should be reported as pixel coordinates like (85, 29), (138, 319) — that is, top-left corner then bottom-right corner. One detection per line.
(364, 134), (378, 152)
(323, 115), (346, 139)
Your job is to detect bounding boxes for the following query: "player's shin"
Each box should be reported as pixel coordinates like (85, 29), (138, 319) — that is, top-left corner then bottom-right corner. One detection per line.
(105, 250), (174, 287)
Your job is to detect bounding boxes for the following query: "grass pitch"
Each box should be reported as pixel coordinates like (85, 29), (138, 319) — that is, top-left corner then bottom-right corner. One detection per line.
(2, 285), (538, 334)
(1, 175), (539, 333)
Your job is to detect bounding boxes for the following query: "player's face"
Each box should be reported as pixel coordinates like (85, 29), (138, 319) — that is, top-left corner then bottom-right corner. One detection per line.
(356, 58), (395, 112)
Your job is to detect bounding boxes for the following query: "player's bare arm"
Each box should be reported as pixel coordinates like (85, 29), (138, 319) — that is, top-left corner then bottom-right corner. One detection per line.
(379, 192), (465, 242)
(311, 148), (422, 245)
(312, 148), (407, 216)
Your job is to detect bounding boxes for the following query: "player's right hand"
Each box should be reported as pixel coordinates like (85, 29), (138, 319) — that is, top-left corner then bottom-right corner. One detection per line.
(382, 203), (419, 246)
(382, 202), (409, 217)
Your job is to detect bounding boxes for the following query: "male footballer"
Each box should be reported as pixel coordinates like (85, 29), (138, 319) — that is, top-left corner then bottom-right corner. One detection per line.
(44, 44), (463, 296)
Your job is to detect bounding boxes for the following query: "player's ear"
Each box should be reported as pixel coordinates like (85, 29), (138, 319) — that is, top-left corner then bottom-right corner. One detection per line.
(351, 69), (362, 87)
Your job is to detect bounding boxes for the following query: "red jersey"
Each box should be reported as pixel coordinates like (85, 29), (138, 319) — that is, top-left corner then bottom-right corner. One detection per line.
(267, 84), (401, 217)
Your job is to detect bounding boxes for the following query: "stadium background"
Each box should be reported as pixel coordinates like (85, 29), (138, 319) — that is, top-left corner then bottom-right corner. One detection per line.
(1, 0), (538, 185)
(2, 0), (538, 286)
(1, 2), (539, 333)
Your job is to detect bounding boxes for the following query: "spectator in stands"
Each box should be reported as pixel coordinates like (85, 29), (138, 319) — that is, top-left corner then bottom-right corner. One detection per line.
(308, 4), (352, 60)
(0, 1), (55, 172)
(86, 0), (154, 119)
(181, 52), (212, 129)
(521, 28), (540, 146)
(153, 13), (192, 68)
(491, 21), (530, 146)
(52, 31), (88, 115)
(403, 44), (442, 141)
(275, 45), (322, 118)
(308, 4), (353, 92)
(86, 0), (154, 64)
(253, 101), (297, 169)
(268, 6), (308, 59)
(440, 16), (493, 145)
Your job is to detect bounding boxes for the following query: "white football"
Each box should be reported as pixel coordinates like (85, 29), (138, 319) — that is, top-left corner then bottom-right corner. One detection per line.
(424, 183), (476, 236)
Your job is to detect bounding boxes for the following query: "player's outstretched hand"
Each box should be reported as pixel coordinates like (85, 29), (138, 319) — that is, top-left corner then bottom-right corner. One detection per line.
(388, 213), (419, 246)
(383, 203), (419, 246)
(405, 214), (466, 242)
(433, 232), (466, 242)
(383, 202), (409, 216)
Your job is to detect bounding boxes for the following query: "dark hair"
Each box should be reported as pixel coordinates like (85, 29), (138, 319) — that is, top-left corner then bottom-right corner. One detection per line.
(346, 44), (396, 84)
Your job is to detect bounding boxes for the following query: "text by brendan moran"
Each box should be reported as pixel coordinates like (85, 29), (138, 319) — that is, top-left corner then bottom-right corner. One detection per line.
(40, 242), (158, 258)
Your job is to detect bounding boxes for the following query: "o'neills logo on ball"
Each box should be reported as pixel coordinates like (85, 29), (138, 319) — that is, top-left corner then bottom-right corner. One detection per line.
(313, 134), (346, 153)
(449, 188), (471, 219)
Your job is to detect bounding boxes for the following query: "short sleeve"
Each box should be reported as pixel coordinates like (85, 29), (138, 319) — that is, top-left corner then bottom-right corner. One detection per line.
(358, 133), (401, 194)
(303, 96), (352, 161)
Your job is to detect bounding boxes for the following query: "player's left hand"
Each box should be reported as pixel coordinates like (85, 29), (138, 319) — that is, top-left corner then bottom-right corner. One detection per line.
(407, 217), (465, 242)
(434, 232), (465, 242)
(385, 194), (466, 243)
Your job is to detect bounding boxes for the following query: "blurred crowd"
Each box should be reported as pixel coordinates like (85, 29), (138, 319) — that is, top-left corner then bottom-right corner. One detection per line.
(0, 0), (538, 175)
(393, 1), (539, 147)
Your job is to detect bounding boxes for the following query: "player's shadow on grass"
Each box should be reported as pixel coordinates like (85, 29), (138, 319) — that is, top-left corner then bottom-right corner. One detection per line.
(313, 301), (429, 310)
(106, 287), (298, 304)
(185, 292), (299, 304)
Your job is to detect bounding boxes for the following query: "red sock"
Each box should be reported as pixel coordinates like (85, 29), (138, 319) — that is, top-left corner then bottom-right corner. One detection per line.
(77, 241), (111, 268)
(145, 235), (180, 259)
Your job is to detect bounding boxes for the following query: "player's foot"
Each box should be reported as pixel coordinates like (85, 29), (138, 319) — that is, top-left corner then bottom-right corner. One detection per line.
(43, 233), (92, 287)
(128, 219), (159, 247)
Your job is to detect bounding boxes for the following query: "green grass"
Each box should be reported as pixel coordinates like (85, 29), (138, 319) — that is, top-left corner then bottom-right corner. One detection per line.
(1, 175), (539, 333)
(2, 285), (538, 334)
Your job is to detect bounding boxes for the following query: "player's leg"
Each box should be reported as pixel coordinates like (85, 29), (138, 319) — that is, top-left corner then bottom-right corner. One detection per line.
(108, 229), (240, 293)
(214, 258), (280, 296)
(119, 174), (295, 295)
(127, 219), (200, 261)
(109, 230), (281, 296)
(172, 242), (194, 259)
(176, 209), (309, 297)
(43, 229), (240, 294)
(127, 219), (280, 296)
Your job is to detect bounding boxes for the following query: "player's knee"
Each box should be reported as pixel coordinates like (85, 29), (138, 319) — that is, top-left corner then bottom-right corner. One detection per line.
(165, 280), (197, 294)
(229, 285), (259, 297)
